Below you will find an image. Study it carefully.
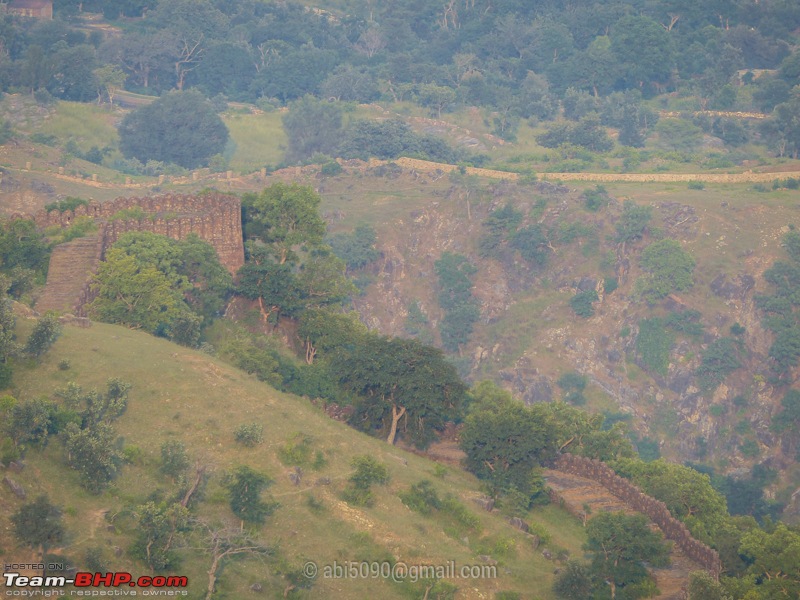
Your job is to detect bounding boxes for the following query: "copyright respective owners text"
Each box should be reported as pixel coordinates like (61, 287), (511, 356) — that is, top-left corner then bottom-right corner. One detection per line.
(302, 560), (497, 583)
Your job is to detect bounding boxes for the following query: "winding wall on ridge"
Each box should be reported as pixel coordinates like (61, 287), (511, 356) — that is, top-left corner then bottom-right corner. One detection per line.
(554, 453), (721, 580)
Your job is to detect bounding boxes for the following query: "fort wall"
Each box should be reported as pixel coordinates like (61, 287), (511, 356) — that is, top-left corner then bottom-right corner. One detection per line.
(554, 453), (721, 579)
(33, 193), (244, 275)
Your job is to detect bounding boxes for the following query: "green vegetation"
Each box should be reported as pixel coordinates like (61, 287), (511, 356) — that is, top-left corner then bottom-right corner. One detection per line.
(479, 203), (523, 258)
(328, 225), (380, 272)
(333, 335), (466, 448)
(756, 230), (800, 381)
(614, 458), (728, 542)
(615, 201), (652, 243)
(12, 495), (65, 573)
(638, 239), (696, 302)
(696, 338), (742, 391)
(569, 289), (598, 318)
(460, 383), (555, 505)
(582, 512), (669, 599)
(234, 423), (264, 448)
(119, 91), (229, 169)
(225, 465), (278, 527)
(557, 372), (588, 406)
(341, 455), (389, 507)
(636, 318), (674, 377)
(435, 252), (480, 353)
(24, 313), (62, 358)
(5, 4), (800, 597)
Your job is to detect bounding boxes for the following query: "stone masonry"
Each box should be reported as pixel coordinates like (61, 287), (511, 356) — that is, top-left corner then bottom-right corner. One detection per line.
(33, 193), (244, 315)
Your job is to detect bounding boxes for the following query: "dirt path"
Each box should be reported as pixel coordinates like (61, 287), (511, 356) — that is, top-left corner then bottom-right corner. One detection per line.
(544, 469), (701, 600)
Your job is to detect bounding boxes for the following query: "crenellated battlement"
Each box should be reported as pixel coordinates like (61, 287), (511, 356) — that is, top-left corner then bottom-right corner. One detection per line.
(33, 193), (244, 275)
(33, 193), (244, 315)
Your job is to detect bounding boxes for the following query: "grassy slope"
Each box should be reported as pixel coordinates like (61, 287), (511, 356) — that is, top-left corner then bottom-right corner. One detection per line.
(2, 320), (585, 599)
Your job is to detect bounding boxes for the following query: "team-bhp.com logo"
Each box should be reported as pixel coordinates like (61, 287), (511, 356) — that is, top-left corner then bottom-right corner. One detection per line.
(3, 572), (188, 594)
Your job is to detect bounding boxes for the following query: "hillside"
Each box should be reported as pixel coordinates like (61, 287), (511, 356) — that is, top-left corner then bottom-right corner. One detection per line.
(303, 165), (800, 516)
(1, 318), (588, 599)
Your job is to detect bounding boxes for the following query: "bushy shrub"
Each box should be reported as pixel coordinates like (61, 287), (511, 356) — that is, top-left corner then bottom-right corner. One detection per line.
(234, 423), (264, 448)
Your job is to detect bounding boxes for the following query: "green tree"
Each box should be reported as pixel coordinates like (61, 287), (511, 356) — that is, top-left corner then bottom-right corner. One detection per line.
(88, 249), (193, 340)
(333, 335), (466, 447)
(297, 308), (367, 364)
(93, 64), (126, 106)
(553, 560), (593, 600)
(615, 201), (652, 243)
(416, 83), (457, 118)
(24, 313), (62, 358)
(243, 183), (327, 265)
(654, 118), (703, 153)
(131, 501), (190, 571)
(0, 280), (15, 389)
(321, 64), (378, 103)
(118, 90), (229, 168)
(557, 372), (588, 405)
(328, 225), (380, 271)
(58, 378), (130, 430)
(63, 421), (124, 494)
(611, 15), (674, 90)
(460, 383), (556, 501)
(585, 512), (669, 599)
(637, 239), (696, 301)
(768, 91), (800, 159)
(342, 455), (389, 507)
(296, 248), (357, 309)
(160, 440), (189, 480)
(636, 318), (674, 377)
(534, 401), (634, 462)
(739, 524), (800, 600)
(114, 232), (232, 324)
(0, 119), (13, 145)
(47, 44), (98, 102)
(511, 224), (551, 267)
(12, 495), (65, 575)
(282, 95), (344, 163)
(435, 252), (480, 353)
(570, 289), (598, 318)
(5, 397), (58, 448)
(479, 203), (522, 258)
(0, 219), (51, 297)
(237, 251), (306, 322)
(614, 458), (728, 542)
(536, 117), (613, 152)
(756, 231), (800, 377)
(225, 466), (278, 528)
(696, 338), (742, 391)
(770, 389), (800, 456)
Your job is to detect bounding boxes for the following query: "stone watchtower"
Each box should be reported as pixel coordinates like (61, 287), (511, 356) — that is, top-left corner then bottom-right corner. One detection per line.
(35, 193), (245, 315)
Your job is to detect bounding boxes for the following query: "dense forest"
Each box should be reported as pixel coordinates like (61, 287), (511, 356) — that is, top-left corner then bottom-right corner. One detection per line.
(0, 0), (800, 164)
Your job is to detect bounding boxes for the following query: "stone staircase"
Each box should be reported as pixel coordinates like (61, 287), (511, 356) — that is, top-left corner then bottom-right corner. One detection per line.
(36, 235), (101, 314)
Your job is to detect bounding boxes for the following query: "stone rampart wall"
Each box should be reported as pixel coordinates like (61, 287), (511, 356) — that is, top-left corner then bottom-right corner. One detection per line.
(555, 453), (721, 579)
(33, 193), (244, 275)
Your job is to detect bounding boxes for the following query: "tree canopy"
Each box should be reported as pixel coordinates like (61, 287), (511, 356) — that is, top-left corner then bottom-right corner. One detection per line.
(585, 511), (670, 599)
(460, 381), (557, 501)
(118, 90), (229, 169)
(332, 334), (466, 447)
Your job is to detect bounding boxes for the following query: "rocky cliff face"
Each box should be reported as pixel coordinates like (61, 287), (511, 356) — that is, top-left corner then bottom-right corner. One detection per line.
(348, 178), (794, 475)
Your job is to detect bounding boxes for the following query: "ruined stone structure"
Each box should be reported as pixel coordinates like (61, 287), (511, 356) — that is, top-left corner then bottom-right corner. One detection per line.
(34, 193), (244, 315)
(2, 0), (53, 19)
(554, 453), (722, 580)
